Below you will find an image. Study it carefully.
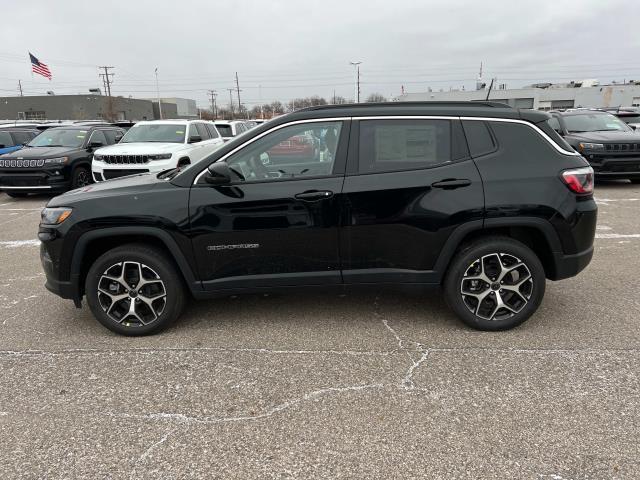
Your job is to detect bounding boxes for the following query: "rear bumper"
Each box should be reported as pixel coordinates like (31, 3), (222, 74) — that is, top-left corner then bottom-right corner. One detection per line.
(551, 246), (594, 280)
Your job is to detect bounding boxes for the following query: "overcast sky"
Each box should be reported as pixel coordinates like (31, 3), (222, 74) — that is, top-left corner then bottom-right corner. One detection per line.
(1, 0), (639, 109)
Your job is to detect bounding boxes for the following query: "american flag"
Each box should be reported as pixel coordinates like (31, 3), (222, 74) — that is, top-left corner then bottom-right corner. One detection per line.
(29, 52), (52, 80)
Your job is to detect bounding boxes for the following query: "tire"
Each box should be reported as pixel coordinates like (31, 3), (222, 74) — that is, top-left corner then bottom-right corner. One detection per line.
(5, 191), (28, 198)
(443, 236), (546, 331)
(71, 166), (92, 189)
(85, 244), (186, 336)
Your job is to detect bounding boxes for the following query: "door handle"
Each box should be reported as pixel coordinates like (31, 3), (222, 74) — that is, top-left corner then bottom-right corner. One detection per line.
(431, 178), (472, 189)
(294, 190), (334, 201)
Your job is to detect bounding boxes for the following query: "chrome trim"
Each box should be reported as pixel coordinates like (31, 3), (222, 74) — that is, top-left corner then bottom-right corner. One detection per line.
(0, 185), (52, 189)
(193, 117), (350, 184)
(192, 114), (579, 184)
(459, 116), (580, 156)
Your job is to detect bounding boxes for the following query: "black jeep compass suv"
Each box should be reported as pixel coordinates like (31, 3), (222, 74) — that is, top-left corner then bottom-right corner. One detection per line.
(0, 124), (124, 197)
(39, 102), (597, 335)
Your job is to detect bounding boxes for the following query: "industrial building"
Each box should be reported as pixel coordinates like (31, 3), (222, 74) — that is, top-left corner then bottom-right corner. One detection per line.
(0, 94), (188, 122)
(146, 97), (198, 118)
(396, 81), (640, 110)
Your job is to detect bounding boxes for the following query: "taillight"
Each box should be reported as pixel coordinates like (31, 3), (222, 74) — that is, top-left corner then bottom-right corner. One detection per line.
(561, 166), (594, 194)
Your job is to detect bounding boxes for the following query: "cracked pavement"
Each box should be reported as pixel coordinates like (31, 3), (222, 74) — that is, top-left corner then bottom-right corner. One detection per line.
(0, 183), (639, 479)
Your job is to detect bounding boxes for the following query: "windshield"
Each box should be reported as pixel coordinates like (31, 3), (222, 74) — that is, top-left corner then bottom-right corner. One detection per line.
(28, 129), (88, 148)
(215, 124), (233, 137)
(120, 124), (186, 143)
(563, 114), (631, 133)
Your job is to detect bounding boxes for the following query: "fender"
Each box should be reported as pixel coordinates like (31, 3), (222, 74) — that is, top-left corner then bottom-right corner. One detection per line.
(432, 216), (563, 280)
(69, 226), (202, 301)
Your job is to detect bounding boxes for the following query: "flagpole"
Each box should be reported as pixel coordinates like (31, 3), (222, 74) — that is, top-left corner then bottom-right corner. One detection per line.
(155, 68), (163, 120)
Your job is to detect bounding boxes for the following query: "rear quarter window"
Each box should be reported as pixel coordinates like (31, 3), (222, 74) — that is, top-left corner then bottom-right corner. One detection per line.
(462, 121), (496, 157)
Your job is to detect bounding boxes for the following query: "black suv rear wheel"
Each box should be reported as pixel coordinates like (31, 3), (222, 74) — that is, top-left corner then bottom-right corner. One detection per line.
(444, 237), (545, 331)
(85, 244), (186, 336)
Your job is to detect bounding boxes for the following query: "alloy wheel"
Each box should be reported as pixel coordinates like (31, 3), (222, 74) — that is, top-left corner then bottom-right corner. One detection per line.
(76, 170), (91, 187)
(460, 253), (533, 321)
(97, 261), (167, 326)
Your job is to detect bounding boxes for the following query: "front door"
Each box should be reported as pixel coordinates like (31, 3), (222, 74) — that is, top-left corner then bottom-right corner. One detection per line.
(189, 119), (350, 291)
(340, 118), (484, 284)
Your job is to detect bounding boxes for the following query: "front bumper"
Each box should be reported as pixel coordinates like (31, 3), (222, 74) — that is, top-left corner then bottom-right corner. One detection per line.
(40, 242), (81, 306)
(0, 169), (70, 192)
(585, 155), (640, 178)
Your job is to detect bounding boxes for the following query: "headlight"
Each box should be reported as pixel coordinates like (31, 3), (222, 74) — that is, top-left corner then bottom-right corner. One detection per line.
(93, 154), (103, 161)
(43, 156), (69, 165)
(578, 143), (604, 151)
(149, 153), (172, 160)
(41, 207), (73, 225)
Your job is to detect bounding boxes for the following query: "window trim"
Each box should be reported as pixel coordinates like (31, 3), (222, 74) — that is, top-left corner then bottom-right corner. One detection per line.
(192, 115), (579, 184)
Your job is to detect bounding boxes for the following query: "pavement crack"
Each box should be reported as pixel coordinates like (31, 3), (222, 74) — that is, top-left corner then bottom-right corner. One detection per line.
(106, 383), (384, 426)
(402, 349), (430, 390)
(129, 429), (173, 479)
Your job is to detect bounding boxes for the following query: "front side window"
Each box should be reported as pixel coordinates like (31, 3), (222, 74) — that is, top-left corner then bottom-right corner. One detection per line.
(359, 120), (451, 173)
(28, 129), (88, 148)
(563, 113), (631, 133)
(547, 116), (562, 133)
(206, 124), (220, 138)
(11, 131), (35, 145)
(225, 121), (342, 182)
(88, 130), (108, 146)
(120, 124), (186, 144)
(196, 123), (211, 140)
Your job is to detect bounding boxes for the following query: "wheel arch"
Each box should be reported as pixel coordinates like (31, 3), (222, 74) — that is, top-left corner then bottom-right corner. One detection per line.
(70, 227), (201, 300)
(435, 218), (563, 281)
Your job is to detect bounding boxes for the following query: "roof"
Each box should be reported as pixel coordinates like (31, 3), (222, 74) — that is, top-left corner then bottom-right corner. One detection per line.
(132, 119), (200, 125)
(275, 101), (550, 124)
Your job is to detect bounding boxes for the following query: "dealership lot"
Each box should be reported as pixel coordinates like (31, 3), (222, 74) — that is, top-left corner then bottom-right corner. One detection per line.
(0, 184), (639, 478)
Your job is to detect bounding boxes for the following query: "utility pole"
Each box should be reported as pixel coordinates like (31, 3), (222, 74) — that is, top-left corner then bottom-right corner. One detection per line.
(349, 61), (362, 103)
(227, 88), (235, 119)
(18, 80), (23, 97)
(98, 66), (115, 121)
(235, 72), (243, 118)
(208, 90), (218, 119)
(154, 68), (163, 119)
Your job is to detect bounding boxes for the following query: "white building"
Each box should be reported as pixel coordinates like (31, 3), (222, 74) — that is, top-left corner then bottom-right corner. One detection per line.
(144, 97), (198, 118)
(395, 82), (640, 111)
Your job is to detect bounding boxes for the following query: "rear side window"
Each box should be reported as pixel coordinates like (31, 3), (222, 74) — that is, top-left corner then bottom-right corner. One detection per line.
(462, 121), (496, 157)
(216, 124), (233, 137)
(359, 120), (451, 173)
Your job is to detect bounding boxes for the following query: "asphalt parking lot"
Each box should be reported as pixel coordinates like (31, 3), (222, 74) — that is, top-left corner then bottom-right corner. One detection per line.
(0, 184), (639, 479)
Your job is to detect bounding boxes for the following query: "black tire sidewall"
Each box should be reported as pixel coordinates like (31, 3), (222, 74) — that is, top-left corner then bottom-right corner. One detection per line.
(72, 166), (91, 189)
(444, 238), (546, 331)
(85, 246), (185, 336)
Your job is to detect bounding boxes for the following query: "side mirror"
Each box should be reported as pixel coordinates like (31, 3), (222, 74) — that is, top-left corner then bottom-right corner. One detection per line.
(188, 135), (202, 144)
(205, 162), (232, 185)
(630, 124), (637, 130)
(115, 135), (123, 142)
(0, 144), (5, 149)
(88, 141), (104, 150)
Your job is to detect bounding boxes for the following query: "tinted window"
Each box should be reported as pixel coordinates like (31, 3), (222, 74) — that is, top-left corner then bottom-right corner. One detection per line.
(359, 120), (451, 173)
(0, 131), (13, 147)
(547, 116), (562, 133)
(216, 124), (233, 137)
(196, 123), (211, 140)
(226, 121), (342, 182)
(563, 113), (631, 133)
(462, 121), (496, 157)
(206, 124), (219, 138)
(88, 130), (108, 146)
(12, 131), (36, 145)
(103, 129), (123, 144)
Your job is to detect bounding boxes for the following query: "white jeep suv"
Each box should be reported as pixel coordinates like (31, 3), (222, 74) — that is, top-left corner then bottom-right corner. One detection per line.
(92, 120), (224, 181)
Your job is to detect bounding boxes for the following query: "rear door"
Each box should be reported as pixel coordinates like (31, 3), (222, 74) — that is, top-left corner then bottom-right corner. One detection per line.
(189, 119), (350, 290)
(340, 117), (484, 284)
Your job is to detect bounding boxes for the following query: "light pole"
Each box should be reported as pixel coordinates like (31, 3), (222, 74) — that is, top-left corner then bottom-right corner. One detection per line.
(155, 68), (163, 119)
(349, 61), (362, 103)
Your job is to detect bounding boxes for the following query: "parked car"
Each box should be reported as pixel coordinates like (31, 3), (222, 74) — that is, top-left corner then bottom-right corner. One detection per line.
(604, 108), (640, 131)
(91, 120), (224, 181)
(0, 127), (39, 155)
(549, 109), (640, 182)
(40, 101), (596, 336)
(0, 125), (124, 197)
(214, 120), (249, 141)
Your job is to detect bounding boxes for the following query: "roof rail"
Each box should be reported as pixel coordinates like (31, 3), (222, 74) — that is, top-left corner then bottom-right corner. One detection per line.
(299, 101), (513, 112)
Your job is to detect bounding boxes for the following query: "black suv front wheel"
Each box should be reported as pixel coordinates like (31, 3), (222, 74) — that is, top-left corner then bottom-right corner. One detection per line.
(85, 244), (186, 336)
(444, 237), (545, 331)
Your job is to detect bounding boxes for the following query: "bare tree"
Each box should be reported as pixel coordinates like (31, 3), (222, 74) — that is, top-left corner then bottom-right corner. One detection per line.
(366, 93), (387, 103)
